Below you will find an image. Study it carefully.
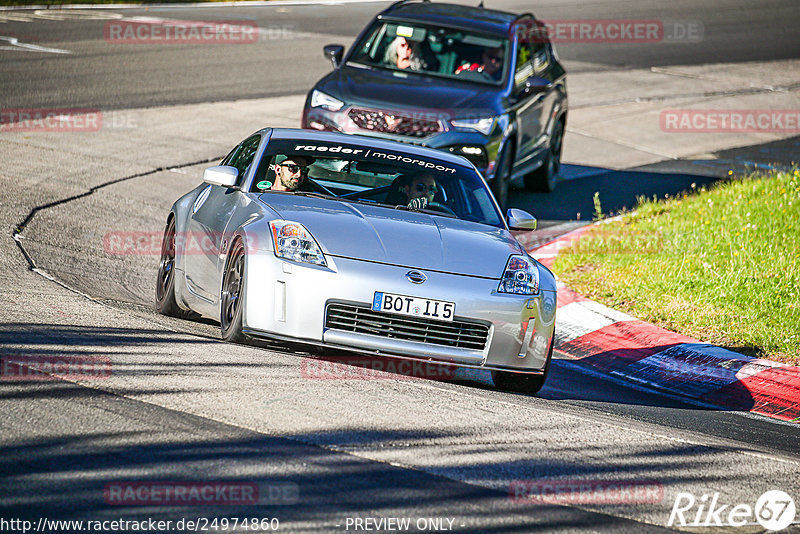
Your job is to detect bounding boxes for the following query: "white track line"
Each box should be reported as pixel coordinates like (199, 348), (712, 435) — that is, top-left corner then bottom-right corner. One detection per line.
(0, 36), (72, 54)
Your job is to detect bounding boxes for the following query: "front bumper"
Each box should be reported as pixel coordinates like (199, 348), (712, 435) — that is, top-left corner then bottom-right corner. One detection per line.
(242, 251), (557, 372)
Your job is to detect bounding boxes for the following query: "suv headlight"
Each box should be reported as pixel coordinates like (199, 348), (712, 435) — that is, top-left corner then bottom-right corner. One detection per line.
(497, 255), (540, 295)
(269, 221), (327, 266)
(450, 117), (495, 136)
(310, 89), (344, 112)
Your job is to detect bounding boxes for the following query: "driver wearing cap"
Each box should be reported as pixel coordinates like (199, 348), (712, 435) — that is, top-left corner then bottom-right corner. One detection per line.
(271, 155), (315, 192)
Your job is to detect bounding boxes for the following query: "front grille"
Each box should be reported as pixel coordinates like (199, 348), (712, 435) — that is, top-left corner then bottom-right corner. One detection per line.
(348, 108), (443, 138)
(325, 303), (489, 351)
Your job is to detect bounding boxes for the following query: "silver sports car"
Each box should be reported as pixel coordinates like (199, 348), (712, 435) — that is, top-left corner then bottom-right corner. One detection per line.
(156, 129), (557, 393)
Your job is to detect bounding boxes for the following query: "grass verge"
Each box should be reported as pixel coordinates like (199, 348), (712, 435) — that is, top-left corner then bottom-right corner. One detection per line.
(552, 168), (800, 364)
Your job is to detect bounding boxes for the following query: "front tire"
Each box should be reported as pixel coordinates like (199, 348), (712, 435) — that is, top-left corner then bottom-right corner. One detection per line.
(155, 216), (187, 317)
(220, 238), (247, 343)
(524, 119), (564, 192)
(492, 331), (554, 395)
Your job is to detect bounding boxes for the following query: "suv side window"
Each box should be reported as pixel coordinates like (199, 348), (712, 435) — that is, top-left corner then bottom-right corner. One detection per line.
(513, 39), (534, 88)
(513, 21), (551, 88)
(229, 135), (261, 186)
(531, 41), (550, 77)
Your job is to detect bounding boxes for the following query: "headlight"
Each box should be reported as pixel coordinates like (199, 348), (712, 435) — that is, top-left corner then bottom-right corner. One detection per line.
(310, 89), (344, 112)
(497, 255), (540, 295)
(269, 221), (327, 266)
(459, 146), (484, 156)
(450, 117), (495, 136)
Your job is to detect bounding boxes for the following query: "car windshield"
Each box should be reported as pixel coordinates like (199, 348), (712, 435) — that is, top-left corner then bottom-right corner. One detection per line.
(251, 139), (504, 228)
(348, 20), (508, 85)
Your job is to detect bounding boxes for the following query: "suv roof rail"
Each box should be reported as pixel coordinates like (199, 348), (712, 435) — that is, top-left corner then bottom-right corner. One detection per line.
(385, 0), (431, 12)
(511, 13), (536, 24)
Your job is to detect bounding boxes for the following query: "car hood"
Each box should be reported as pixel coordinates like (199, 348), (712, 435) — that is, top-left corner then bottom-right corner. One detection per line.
(258, 194), (522, 278)
(318, 64), (499, 114)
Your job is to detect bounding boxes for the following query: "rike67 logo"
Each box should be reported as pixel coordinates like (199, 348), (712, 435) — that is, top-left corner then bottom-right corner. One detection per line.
(668, 490), (796, 530)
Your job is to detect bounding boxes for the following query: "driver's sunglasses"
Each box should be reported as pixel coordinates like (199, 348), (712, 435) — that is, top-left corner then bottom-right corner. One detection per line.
(280, 163), (309, 175)
(486, 54), (503, 63)
(415, 182), (439, 195)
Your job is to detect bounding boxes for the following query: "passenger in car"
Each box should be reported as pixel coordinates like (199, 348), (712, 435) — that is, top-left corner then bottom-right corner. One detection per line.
(455, 46), (505, 81)
(405, 173), (439, 208)
(386, 172), (439, 209)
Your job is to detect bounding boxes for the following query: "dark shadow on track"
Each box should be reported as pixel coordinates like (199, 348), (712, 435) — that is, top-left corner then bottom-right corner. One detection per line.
(509, 164), (718, 221)
(0, 379), (671, 533)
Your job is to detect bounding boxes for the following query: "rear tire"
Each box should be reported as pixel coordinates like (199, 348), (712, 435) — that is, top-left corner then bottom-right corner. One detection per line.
(492, 331), (554, 395)
(524, 119), (564, 192)
(491, 141), (513, 210)
(220, 238), (248, 344)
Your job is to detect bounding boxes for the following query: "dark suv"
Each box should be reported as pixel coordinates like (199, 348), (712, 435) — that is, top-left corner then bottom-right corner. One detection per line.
(301, 0), (567, 208)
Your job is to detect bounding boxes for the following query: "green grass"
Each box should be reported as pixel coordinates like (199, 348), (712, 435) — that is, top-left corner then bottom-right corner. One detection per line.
(552, 168), (800, 364)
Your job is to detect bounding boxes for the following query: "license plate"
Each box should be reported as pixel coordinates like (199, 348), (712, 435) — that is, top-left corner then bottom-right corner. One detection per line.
(372, 292), (455, 322)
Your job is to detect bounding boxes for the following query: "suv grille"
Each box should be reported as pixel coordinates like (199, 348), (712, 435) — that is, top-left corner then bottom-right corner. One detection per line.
(326, 303), (489, 351)
(348, 108), (443, 138)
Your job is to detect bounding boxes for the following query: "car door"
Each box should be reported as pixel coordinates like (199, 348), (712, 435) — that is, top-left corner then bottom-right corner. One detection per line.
(511, 29), (555, 170)
(184, 134), (261, 303)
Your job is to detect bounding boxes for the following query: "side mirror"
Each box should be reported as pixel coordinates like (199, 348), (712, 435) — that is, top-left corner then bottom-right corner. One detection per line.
(323, 44), (345, 68)
(203, 166), (238, 188)
(507, 208), (537, 231)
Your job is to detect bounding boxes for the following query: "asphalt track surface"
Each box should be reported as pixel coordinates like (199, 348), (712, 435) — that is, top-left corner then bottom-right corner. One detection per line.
(2, 0), (800, 532)
(2, 0), (800, 109)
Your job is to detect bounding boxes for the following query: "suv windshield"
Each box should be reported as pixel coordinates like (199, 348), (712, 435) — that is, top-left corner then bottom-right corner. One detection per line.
(349, 20), (508, 85)
(251, 139), (504, 228)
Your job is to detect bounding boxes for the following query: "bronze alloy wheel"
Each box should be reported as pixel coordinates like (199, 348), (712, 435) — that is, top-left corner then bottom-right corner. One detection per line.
(155, 216), (184, 317)
(220, 238), (247, 343)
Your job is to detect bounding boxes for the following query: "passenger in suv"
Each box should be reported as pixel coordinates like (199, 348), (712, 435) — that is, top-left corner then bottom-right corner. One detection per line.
(455, 45), (505, 81)
(301, 0), (567, 208)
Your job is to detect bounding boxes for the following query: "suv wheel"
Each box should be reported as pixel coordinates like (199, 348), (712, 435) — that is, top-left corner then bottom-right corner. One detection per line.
(492, 141), (513, 209)
(524, 119), (564, 192)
